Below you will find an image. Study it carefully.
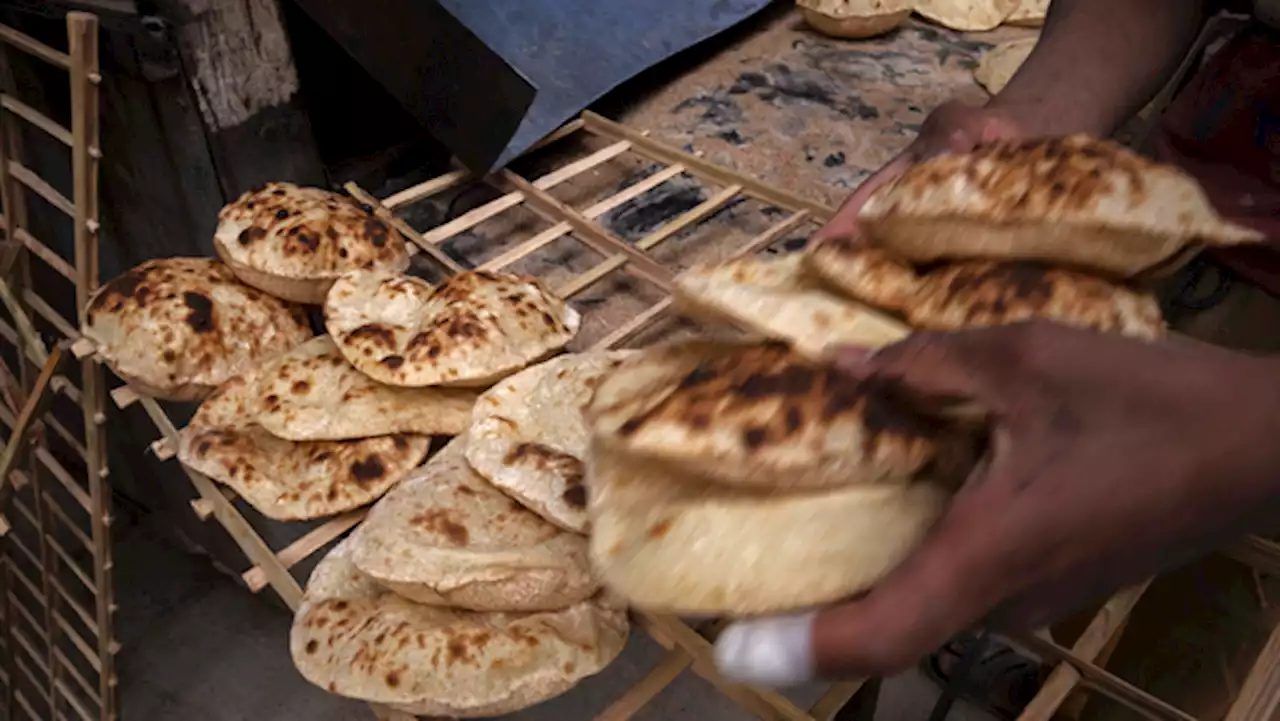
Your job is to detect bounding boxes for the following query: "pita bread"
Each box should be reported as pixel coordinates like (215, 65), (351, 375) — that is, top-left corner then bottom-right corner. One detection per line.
(798, 0), (912, 38)
(177, 368), (432, 521)
(587, 443), (949, 615)
(1006, 0), (1048, 26)
(291, 538), (628, 717)
(858, 135), (1265, 277)
(465, 352), (633, 533)
(213, 182), (411, 304)
(586, 340), (977, 491)
(350, 437), (599, 611)
(254, 335), (478, 441)
(325, 270), (581, 388)
(674, 254), (908, 358)
(808, 241), (1166, 339)
(82, 258), (313, 402)
(913, 0), (1018, 31)
(975, 36), (1037, 94)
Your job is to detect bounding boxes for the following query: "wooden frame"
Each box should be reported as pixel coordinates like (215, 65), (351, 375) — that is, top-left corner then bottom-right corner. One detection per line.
(0, 11), (117, 721)
(71, 107), (1280, 721)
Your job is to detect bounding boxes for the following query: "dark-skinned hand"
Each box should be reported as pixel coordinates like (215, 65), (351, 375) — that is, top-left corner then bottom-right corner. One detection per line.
(715, 322), (1280, 684)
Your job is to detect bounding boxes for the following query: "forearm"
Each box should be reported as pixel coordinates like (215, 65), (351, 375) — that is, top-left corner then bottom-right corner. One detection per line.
(989, 0), (1209, 137)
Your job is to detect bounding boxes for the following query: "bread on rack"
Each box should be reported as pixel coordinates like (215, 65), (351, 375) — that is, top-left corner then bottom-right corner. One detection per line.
(797, 0), (913, 39)
(323, 270), (581, 388)
(974, 36), (1038, 95)
(81, 257), (313, 402)
(583, 340), (974, 615)
(176, 365), (432, 521)
(252, 335), (478, 442)
(350, 437), (599, 611)
(213, 182), (411, 304)
(912, 0), (1018, 31)
(674, 253), (907, 357)
(291, 537), (628, 718)
(856, 134), (1263, 278)
(1005, 0), (1047, 26)
(465, 352), (633, 533)
(806, 241), (1166, 339)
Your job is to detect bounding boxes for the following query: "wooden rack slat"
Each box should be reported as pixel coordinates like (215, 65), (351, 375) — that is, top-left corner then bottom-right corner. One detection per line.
(582, 112), (833, 220)
(8, 162), (76, 217)
(1019, 582), (1151, 721)
(57, 678), (95, 721)
(1227, 537), (1280, 577)
(0, 25), (71, 69)
(15, 227), (76, 281)
(33, 446), (91, 511)
(808, 682), (868, 721)
(1224, 622), (1280, 721)
(381, 169), (469, 211)
(556, 183), (741, 299)
(136, 395), (305, 609)
(56, 614), (101, 673)
(594, 650), (691, 721)
(13, 690), (42, 721)
(48, 534), (95, 593)
(43, 490), (92, 550)
(54, 647), (101, 706)
(241, 510), (364, 592)
(343, 182), (463, 274)
(14, 654), (49, 700)
(499, 169), (674, 291)
(23, 288), (79, 343)
(479, 164), (685, 273)
(49, 576), (97, 636)
(0, 95), (73, 148)
(417, 141), (628, 247)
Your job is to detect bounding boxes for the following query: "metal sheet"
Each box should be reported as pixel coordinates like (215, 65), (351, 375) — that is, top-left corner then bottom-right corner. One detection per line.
(292, 0), (772, 172)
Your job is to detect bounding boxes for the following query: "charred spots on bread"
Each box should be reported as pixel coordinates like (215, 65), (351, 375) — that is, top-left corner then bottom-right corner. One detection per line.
(562, 483), (587, 509)
(88, 266), (150, 314)
(350, 454), (386, 484)
(380, 354), (405, 370)
(364, 217), (390, 247)
(410, 509), (470, 545)
(346, 323), (396, 350)
(504, 442), (585, 486)
(182, 291), (216, 333)
(238, 226), (267, 245)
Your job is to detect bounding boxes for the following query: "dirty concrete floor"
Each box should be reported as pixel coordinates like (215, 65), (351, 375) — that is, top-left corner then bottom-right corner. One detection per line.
(112, 517), (995, 721)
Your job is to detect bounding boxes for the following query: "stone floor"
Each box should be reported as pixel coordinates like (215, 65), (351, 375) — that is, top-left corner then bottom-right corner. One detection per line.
(112, 515), (994, 721)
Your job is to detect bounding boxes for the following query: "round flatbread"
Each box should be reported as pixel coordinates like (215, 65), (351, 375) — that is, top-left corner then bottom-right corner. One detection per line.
(324, 270), (581, 388)
(177, 367), (431, 521)
(913, 0), (1018, 31)
(1006, 0), (1048, 26)
(975, 36), (1037, 95)
(82, 258), (313, 402)
(807, 242), (1166, 339)
(586, 340), (976, 491)
(858, 135), (1264, 278)
(213, 182), (411, 304)
(674, 253), (908, 358)
(587, 443), (949, 615)
(465, 352), (632, 533)
(350, 437), (598, 611)
(254, 335), (479, 441)
(798, 0), (912, 38)
(291, 537), (628, 718)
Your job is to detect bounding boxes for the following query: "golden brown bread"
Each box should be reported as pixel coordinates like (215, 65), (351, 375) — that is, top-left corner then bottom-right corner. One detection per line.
(586, 340), (976, 491)
(858, 135), (1263, 277)
(807, 241), (1167, 340)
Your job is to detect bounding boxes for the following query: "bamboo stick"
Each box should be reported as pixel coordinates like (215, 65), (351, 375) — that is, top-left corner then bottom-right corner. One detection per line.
(0, 25), (71, 69)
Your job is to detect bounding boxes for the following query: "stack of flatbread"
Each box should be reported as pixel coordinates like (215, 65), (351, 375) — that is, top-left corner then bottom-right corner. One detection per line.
(582, 339), (975, 615)
(678, 135), (1267, 353)
(291, 350), (634, 716)
(798, 0), (1049, 38)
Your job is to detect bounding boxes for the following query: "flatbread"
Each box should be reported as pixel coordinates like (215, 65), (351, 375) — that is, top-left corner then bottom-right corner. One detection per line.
(586, 340), (977, 491)
(674, 254), (908, 358)
(798, 0), (912, 38)
(465, 352), (632, 533)
(350, 437), (599, 611)
(325, 270), (581, 388)
(213, 182), (411, 304)
(587, 443), (949, 615)
(808, 241), (1167, 339)
(1006, 0), (1048, 26)
(975, 36), (1037, 94)
(177, 368), (432, 521)
(858, 135), (1265, 278)
(82, 258), (313, 402)
(254, 335), (478, 441)
(291, 537), (628, 718)
(913, 0), (1018, 31)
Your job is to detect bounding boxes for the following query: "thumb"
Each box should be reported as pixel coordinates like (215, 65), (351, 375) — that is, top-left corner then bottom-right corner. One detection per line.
(835, 331), (1008, 414)
(714, 500), (999, 683)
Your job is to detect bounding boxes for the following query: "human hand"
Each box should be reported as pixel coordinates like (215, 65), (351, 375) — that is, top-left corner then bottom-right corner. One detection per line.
(812, 101), (1029, 246)
(714, 322), (1280, 683)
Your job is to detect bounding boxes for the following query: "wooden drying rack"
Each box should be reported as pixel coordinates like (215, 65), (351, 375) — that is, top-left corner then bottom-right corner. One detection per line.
(66, 105), (1280, 721)
(0, 12), (118, 721)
